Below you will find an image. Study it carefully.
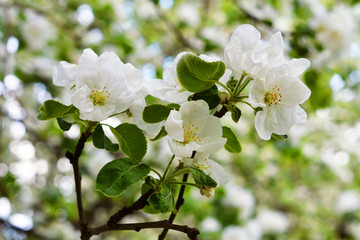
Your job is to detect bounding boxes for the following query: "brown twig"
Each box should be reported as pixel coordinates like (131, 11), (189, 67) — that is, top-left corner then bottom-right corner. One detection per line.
(158, 173), (189, 240)
(107, 189), (155, 226)
(214, 105), (228, 118)
(89, 220), (199, 240)
(66, 132), (91, 240)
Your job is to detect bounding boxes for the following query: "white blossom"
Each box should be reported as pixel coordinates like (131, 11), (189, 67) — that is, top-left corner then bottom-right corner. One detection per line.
(334, 190), (360, 214)
(257, 209), (289, 234)
(249, 62), (311, 140)
(164, 100), (226, 157)
(53, 48), (139, 122)
(21, 10), (56, 51)
(223, 183), (255, 219)
(146, 51), (193, 104)
(221, 226), (252, 240)
(183, 152), (229, 197)
(224, 24), (284, 79)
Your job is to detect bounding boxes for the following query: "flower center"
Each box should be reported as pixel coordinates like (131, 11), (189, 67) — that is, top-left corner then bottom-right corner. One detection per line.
(174, 78), (187, 92)
(264, 85), (282, 107)
(196, 159), (211, 170)
(182, 123), (201, 144)
(89, 86), (110, 106)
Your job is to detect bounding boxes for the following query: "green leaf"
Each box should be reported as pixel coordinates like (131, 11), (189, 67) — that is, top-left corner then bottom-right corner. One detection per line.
(225, 104), (242, 123)
(191, 85), (220, 109)
(190, 167), (217, 188)
(177, 53), (226, 92)
(95, 158), (151, 197)
(143, 104), (173, 123)
(166, 103), (181, 111)
(110, 123), (147, 160)
(222, 126), (242, 153)
(38, 100), (77, 120)
(141, 177), (161, 214)
(56, 117), (72, 131)
(271, 134), (288, 140)
(150, 126), (168, 141)
(93, 124), (119, 152)
(149, 183), (176, 213)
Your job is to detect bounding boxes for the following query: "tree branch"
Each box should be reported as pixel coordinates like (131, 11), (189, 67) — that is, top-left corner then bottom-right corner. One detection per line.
(66, 132), (91, 240)
(158, 173), (189, 240)
(89, 220), (199, 240)
(107, 189), (155, 226)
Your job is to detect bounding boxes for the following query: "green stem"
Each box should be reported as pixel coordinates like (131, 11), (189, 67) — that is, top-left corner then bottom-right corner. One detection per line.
(242, 101), (256, 110)
(162, 155), (175, 182)
(166, 168), (191, 181)
(151, 168), (162, 179)
(234, 75), (251, 96)
(168, 182), (199, 188)
(233, 74), (245, 95)
(216, 81), (233, 95)
(232, 95), (249, 101)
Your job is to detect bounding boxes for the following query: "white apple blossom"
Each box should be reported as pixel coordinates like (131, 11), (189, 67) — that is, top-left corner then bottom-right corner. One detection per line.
(53, 48), (140, 122)
(21, 10), (56, 51)
(164, 100), (226, 157)
(334, 190), (360, 214)
(183, 152), (229, 197)
(146, 51), (193, 104)
(257, 209), (289, 234)
(223, 183), (255, 219)
(249, 62), (311, 140)
(224, 24), (284, 80)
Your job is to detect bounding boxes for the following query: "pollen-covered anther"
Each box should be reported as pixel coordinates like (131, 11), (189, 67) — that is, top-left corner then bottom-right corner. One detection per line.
(182, 123), (201, 143)
(89, 85), (111, 106)
(264, 85), (283, 107)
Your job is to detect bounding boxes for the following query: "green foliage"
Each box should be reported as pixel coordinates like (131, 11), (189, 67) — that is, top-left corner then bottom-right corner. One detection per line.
(56, 117), (72, 131)
(110, 123), (147, 160)
(143, 104), (173, 123)
(149, 182), (176, 213)
(150, 126), (168, 141)
(225, 104), (242, 123)
(177, 53), (226, 92)
(191, 85), (220, 109)
(141, 177), (161, 214)
(92, 124), (119, 152)
(190, 167), (217, 188)
(95, 158), (151, 197)
(38, 100), (77, 120)
(222, 126), (242, 153)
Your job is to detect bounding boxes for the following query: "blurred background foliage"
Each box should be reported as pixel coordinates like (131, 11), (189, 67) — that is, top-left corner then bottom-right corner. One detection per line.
(1, 0), (360, 239)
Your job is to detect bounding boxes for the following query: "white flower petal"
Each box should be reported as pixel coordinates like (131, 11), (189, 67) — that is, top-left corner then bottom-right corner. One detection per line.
(273, 106), (296, 135)
(196, 138), (227, 154)
(71, 86), (94, 112)
(203, 159), (229, 185)
(53, 62), (76, 87)
(255, 108), (275, 140)
(230, 24), (261, 51)
(78, 48), (98, 66)
(164, 110), (184, 141)
(288, 58), (310, 76)
(295, 105), (307, 124)
(168, 140), (197, 158)
(249, 78), (267, 108)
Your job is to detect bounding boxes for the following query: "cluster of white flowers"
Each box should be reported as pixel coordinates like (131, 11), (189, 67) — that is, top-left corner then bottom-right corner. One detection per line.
(53, 23), (310, 198)
(224, 24), (311, 140)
